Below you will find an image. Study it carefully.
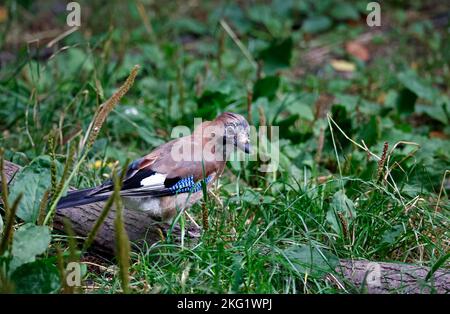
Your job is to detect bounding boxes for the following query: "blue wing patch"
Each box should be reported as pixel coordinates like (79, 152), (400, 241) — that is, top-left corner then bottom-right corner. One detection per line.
(167, 175), (213, 194)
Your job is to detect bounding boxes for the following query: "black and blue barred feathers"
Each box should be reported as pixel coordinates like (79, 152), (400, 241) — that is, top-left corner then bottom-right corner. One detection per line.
(168, 175), (213, 194)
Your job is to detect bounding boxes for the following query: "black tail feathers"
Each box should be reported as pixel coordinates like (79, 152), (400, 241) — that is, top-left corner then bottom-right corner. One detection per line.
(56, 188), (109, 209)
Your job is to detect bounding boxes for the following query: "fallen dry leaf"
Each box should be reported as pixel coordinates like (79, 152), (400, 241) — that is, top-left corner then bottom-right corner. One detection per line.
(317, 175), (332, 184)
(345, 41), (370, 61)
(377, 92), (386, 104)
(0, 6), (7, 23)
(429, 131), (448, 139)
(330, 59), (356, 72)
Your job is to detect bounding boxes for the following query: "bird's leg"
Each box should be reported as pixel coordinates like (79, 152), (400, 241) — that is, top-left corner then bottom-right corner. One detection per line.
(159, 220), (201, 240)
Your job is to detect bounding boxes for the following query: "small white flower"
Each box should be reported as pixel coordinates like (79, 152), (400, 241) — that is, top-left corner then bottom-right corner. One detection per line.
(124, 107), (139, 116)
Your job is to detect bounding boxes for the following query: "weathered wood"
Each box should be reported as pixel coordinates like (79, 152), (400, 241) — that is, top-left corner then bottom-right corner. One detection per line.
(336, 259), (449, 294)
(1, 159), (20, 185)
(1, 160), (449, 293)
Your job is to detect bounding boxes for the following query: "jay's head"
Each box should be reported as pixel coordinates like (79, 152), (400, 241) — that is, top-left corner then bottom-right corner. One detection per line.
(215, 112), (251, 154)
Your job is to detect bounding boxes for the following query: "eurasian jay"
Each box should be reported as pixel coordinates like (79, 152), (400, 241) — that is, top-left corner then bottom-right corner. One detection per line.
(57, 112), (251, 222)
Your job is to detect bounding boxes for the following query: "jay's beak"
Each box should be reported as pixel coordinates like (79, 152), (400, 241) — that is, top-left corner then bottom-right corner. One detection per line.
(243, 142), (251, 154)
(236, 141), (251, 154)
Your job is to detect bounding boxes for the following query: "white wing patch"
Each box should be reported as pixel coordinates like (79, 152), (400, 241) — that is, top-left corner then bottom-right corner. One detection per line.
(140, 173), (167, 187)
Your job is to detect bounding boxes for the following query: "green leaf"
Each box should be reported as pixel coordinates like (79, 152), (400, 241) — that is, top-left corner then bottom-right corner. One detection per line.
(136, 127), (166, 147)
(241, 190), (274, 205)
(258, 37), (293, 75)
(282, 245), (339, 278)
(396, 88), (417, 114)
(248, 5), (283, 36)
(332, 191), (356, 218)
(334, 94), (359, 112)
(196, 90), (231, 119)
(381, 225), (403, 245)
(171, 18), (208, 35)
(330, 3), (360, 20)
(0, 215), (3, 234)
(142, 44), (166, 69)
(231, 254), (244, 292)
(358, 115), (380, 147)
(397, 70), (438, 101)
(253, 75), (280, 101)
(48, 48), (93, 79)
(302, 16), (332, 34)
(326, 209), (341, 235)
(11, 223), (51, 271)
(327, 191), (356, 235)
(416, 103), (448, 125)
(8, 156), (61, 223)
(197, 90), (230, 108)
(288, 102), (314, 121)
(11, 259), (60, 294)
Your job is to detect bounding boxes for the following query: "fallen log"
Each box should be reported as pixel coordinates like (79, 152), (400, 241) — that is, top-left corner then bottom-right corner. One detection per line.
(1, 160), (449, 293)
(336, 259), (449, 294)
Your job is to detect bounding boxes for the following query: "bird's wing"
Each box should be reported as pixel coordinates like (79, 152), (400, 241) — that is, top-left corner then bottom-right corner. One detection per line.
(87, 137), (221, 198)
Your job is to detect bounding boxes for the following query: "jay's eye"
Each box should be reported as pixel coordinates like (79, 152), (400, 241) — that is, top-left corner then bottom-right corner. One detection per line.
(225, 125), (235, 136)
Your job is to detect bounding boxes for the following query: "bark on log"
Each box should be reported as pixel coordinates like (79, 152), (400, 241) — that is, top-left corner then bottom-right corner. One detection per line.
(1, 160), (449, 293)
(336, 259), (449, 294)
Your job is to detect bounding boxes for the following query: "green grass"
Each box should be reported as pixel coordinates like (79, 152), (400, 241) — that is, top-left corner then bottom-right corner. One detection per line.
(0, 0), (449, 293)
